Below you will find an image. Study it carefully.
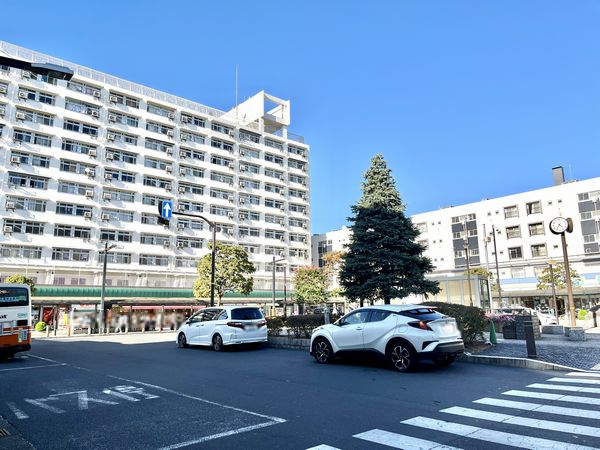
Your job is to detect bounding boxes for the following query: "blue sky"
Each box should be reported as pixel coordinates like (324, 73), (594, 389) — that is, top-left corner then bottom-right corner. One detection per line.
(3, 1), (600, 234)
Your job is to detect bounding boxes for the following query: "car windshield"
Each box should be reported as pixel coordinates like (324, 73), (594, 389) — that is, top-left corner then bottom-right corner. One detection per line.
(231, 308), (263, 320)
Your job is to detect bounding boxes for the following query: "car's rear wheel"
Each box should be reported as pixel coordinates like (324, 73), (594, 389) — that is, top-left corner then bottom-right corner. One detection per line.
(387, 340), (416, 372)
(433, 355), (456, 367)
(177, 332), (188, 348)
(212, 334), (224, 352)
(313, 337), (334, 364)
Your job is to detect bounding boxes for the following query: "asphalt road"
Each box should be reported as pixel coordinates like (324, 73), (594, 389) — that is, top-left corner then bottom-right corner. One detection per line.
(1, 334), (599, 449)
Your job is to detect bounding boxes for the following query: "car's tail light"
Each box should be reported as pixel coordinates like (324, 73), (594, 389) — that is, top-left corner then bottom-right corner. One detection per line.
(408, 320), (433, 331)
(257, 320), (267, 328)
(227, 321), (245, 329)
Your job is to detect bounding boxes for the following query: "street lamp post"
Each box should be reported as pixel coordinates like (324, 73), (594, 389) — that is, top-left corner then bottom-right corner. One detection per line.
(100, 242), (117, 334)
(463, 222), (473, 307)
(271, 255), (286, 315)
(548, 259), (558, 320)
(491, 225), (503, 309)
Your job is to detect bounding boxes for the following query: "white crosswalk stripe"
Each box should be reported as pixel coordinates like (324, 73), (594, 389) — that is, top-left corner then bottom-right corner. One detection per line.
(502, 389), (600, 406)
(353, 429), (462, 450)
(305, 445), (341, 450)
(402, 416), (597, 450)
(547, 377), (600, 385)
(473, 397), (600, 420)
(528, 383), (600, 394)
(565, 372), (600, 378)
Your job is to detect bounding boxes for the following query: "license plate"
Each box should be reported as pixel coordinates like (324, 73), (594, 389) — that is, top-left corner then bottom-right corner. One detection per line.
(245, 326), (257, 331)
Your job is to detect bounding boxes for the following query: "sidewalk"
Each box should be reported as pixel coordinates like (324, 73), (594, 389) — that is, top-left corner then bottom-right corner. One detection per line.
(474, 331), (600, 371)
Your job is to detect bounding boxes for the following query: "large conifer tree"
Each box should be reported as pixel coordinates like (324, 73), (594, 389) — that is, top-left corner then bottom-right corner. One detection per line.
(339, 154), (439, 305)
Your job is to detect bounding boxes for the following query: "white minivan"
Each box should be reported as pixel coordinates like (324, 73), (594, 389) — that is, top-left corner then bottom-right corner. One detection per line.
(176, 305), (267, 351)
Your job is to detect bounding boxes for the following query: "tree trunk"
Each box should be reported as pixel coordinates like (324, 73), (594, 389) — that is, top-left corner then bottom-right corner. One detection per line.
(384, 296), (391, 305)
(360, 298), (364, 307)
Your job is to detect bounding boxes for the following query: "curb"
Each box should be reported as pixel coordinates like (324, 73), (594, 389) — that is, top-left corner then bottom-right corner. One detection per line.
(458, 352), (598, 373)
(32, 330), (176, 340)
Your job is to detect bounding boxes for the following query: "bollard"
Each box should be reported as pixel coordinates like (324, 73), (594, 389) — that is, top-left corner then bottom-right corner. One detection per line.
(523, 315), (537, 359)
(594, 311), (597, 328)
(324, 308), (330, 325)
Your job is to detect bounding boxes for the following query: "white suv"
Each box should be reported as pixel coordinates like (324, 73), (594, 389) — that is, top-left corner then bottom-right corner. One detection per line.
(310, 305), (464, 371)
(176, 306), (267, 351)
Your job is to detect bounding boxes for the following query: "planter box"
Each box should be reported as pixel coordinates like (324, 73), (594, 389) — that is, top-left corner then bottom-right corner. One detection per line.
(568, 327), (586, 342)
(502, 325), (517, 339)
(542, 325), (564, 335)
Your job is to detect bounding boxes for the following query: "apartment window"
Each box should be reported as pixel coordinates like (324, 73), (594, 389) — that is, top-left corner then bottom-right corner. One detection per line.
(103, 209), (134, 222)
(526, 201), (542, 215)
(176, 237), (203, 249)
(508, 247), (523, 260)
(11, 151), (50, 168)
(52, 248), (90, 262)
(289, 174), (307, 185)
(289, 218), (307, 228)
(178, 201), (204, 214)
(108, 111), (139, 127)
(16, 108), (54, 126)
(528, 222), (545, 236)
(56, 202), (92, 217)
(531, 244), (547, 258)
(265, 183), (284, 194)
(60, 159), (96, 175)
(100, 229), (133, 242)
(180, 165), (204, 178)
(467, 229), (478, 237)
(147, 103), (174, 118)
(8, 172), (48, 189)
(239, 130), (260, 144)
(5, 197), (47, 212)
(176, 257), (197, 268)
(181, 114), (205, 127)
(181, 132), (205, 145)
(506, 226), (521, 239)
(110, 92), (140, 108)
(239, 210), (260, 221)
(240, 147), (260, 159)
(239, 178), (260, 189)
(140, 234), (170, 245)
(106, 148), (137, 164)
(19, 88), (54, 105)
(210, 172), (234, 185)
(58, 181), (94, 196)
(242, 244), (259, 254)
(0, 245), (42, 259)
(210, 155), (233, 168)
(215, 223), (233, 234)
(265, 214), (285, 225)
(179, 148), (205, 161)
(104, 189), (135, 203)
(106, 169), (136, 183)
(211, 138), (233, 152)
(239, 194), (260, 206)
(265, 229), (285, 240)
(145, 138), (173, 154)
(504, 205), (519, 219)
(146, 121), (174, 135)
(3, 219), (44, 235)
(511, 268), (526, 278)
(265, 169), (284, 180)
(177, 219), (204, 230)
(288, 145), (306, 157)
(54, 225), (91, 239)
(62, 139), (97, 155)
(288, 159), (306, 171)
(144, 157), (172, 171)
(240, 163), (260, 175)
(142, 195), (168, 206)
(265, 139), (283, 150)
(265, 153), (284, 165)
(289, 188), (307, 200)
(63, 120), (99, 137)
(107, 130), (138, 145)
(211, 122), (233, 135)
(454, 250), (465, 258)
(289, 203), (307, 214)
(179, 183), (204, 195)
(141, 213), (160, 225)
(65, 99), (100, 116)
(210, 188), (233, 200)
(67, 80), (101, 97)
(210, 205), (234, 217)
(238, 227), (260, 238)
(289, 234), (307, 244)
(13, 129), (52, 146)
(99, 253), (132, 264)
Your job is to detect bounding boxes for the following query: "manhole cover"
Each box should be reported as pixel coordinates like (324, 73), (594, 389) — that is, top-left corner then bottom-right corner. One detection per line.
(0, 428), (10, 438)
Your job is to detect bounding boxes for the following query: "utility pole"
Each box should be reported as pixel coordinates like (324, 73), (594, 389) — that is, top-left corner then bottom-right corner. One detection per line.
(463, 222), (473, 307)
(491, 225), (502, 309)
(100, 242), (117, 334)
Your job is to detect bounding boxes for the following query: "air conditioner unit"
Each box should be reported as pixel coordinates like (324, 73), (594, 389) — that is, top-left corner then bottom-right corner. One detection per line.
(10, 156), (20, 164)
(239, 214), (247, 220)
(5, 201), (15, 210)
(165, 183), (172, 191)
(89, 109), (99, 117)
(167, 112), (175, 120)
(178, 204), (186, 212)
(108, 114), (117, 123)
(83, 211), (93, 219)
(178, 187), (186, 193)
(302, 223), (308, 229)
(104, 173), (112, 181)
(226, 229), (234, 235)
(227, 213), (234, 220)
(3, 226), (13, 234)
(179, 150), (187, 158)
(279, 206), (285, 211)
(15, 111), (26, 120)
(228, 131), (235, 137)
(88, 149), (97, 157)
(101, 213), (111, 221)
(228, 196), (234, 203)
(163, 240), (170, 248)
(279, 236), (285, 242)
(165, 166), (173, 173)
(106, 152), (114, 160)
(239, 198), (246, 204)
(109, 95), (118, 103)
(166, 148), (173, 155)
(279, 175), (285, 181)
(22, 70), (32, 78)
(179, 168), (186, 176)
(240, 166), (247, 172)
(176, 241), (184, 248)
(93, 91), (101, 99)
(85, 168), (95, 177)
(107, 133), (116, 141)
(181, 116), (191, 123)
(166, 130), (174, 138)
(102, 192), (112, 200)
(180, 134), (188, 141)
(177, 223), (185, 230)
(301, 238), (307, 244)
(0, 107), (5, 116)
(85, 189), (94, 198)
(18, 91), (28, 99)
(240, 150), (245, 156)
(0, 86), (7, 94)
(239, 181), (246, 188)
(279, 220), (285, 226)
(301, 180), (307, 186)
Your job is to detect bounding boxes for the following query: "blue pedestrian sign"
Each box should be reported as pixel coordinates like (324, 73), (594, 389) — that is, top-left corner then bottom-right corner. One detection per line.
(159, 200), (173, 220)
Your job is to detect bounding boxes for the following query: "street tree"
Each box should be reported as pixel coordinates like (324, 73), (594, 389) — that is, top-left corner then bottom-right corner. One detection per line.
(536, 263), (582, 291)
(293, 267), (329, 306)
(339, 154), (439, 305)
(193, 243), (255, 305)
(5, 274), (36, 293)
(322, 250), (345, 292)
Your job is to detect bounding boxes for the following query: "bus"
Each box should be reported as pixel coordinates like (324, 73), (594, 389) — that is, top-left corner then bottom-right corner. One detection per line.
(0, 284), (32, 357)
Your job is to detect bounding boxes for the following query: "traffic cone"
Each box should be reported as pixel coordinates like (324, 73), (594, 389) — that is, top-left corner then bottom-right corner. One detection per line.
(489, 321), (497, 345)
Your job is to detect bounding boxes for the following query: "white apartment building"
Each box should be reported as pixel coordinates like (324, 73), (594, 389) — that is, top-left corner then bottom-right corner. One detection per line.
(0, 42), (310, 303)
(312, 169), (600, 311)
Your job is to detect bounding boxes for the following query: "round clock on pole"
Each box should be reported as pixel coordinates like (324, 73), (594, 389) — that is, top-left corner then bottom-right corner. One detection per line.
(549, 216), (576, 326)
(549, 216), (573, 235)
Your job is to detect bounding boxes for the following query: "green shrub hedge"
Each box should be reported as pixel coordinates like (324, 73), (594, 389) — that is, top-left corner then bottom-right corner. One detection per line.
(34, 321), (46, 332)
(266, 317), (285, 336)
(422, 302), (486, 343)
(286, 314), (326, 338)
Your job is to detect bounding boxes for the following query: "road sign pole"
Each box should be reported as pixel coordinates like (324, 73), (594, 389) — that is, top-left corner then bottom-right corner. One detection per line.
(210, 225), (216, 307)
